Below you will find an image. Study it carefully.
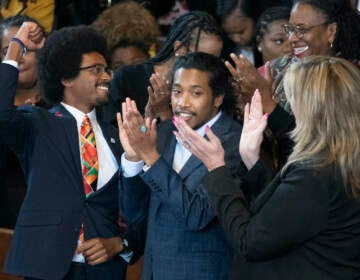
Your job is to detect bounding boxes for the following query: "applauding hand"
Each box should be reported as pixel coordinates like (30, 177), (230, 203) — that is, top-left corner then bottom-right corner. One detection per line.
(239, 89), (269, 170)
(173, 116), (225, 171)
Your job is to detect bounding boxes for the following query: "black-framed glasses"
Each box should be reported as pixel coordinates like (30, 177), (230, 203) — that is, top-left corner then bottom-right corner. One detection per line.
(282, 22), (328, 39)
(79, 64), (113, 78)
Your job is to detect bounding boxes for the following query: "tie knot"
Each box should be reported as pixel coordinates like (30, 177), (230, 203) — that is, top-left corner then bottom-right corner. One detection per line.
(82, 115), (91, 127)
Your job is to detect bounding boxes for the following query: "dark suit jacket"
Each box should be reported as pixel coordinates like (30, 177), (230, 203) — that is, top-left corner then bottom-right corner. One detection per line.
(120, 113), (243, 280)
(0, 63), (129, 279)
(203, 161), (360, 280)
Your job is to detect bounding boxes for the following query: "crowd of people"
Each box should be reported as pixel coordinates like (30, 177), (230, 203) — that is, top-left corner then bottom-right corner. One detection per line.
(0, 0), (359, 279)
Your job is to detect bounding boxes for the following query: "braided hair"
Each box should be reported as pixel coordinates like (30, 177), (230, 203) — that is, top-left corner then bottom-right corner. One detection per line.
(149, 11), (223, 64)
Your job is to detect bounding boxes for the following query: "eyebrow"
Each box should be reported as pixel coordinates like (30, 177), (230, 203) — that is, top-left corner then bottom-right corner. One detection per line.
(172, 84), (204, 89)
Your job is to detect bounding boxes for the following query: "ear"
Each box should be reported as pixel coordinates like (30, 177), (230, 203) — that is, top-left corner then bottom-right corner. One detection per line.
(327, 22), (337, 45)
(173, 40), (187, 57)
(214, 94), (224, 109)
(61, 79), (74, 88)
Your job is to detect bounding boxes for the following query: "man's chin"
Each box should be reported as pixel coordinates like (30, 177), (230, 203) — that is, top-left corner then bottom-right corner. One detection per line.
(95, 96), (109, 106)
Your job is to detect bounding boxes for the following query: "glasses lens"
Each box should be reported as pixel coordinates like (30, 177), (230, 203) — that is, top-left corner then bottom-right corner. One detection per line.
(282, 24), (289, 34)
(106, 68), (113, 78)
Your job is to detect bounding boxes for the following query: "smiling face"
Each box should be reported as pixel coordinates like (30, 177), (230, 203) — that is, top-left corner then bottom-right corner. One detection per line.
(258, 19), (292, 62)
(62, 52), (111, 113)
(289, 3), (337, 58)
(1, 26), (38, 89)
(171, 68), (223, 130)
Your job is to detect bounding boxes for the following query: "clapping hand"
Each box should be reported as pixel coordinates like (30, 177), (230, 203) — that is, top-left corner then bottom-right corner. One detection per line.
(173, 116), (225, 171)
(145, 72), (172, 120)
(225, 53), (276, 113)
(119, 98), (159, 166)
(239, 89), (269, 170)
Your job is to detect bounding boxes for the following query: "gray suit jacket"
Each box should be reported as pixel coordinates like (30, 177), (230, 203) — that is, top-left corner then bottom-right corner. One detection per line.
(120, 113), (242, 280)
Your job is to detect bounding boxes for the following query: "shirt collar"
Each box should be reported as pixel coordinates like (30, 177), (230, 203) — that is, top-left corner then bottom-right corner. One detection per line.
(60, 102), (97, 124)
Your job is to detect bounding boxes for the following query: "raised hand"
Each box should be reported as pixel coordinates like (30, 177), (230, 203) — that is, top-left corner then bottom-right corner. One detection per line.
(122, 98), (159, 166)
(117, 111), (139, 162)
(145, 72), (172, 120)
(173, 116), (225, 171)
(225, 53), (276, 113)
(15, 22), (45, 51)
(239, 89), (269, 170)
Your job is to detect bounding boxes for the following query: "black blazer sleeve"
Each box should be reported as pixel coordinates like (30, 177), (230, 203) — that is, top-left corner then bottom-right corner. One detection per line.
(203, 163), (329, 261)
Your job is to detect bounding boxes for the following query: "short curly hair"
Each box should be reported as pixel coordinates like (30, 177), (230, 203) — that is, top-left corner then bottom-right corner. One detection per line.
(37, 25), (108, 105)
(92, 1), (160, 53)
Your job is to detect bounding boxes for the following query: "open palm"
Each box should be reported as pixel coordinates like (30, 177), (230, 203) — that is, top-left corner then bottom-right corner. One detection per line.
(239, 89), (268, 170)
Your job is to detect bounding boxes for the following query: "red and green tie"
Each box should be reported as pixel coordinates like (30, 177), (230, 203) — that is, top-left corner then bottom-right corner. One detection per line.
(80, 115), (98, 197)
(79, 115), (98, 242)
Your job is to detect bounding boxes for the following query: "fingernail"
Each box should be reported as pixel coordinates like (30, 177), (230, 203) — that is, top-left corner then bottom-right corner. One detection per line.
(264, 113), (269, 119)
(205, 125), (210, 131)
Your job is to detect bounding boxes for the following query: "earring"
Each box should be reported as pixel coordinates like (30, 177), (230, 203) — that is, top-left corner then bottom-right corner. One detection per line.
(175, 52), (179, 57)
(257, 46), (262, 52)
(329, 42), (333, 48)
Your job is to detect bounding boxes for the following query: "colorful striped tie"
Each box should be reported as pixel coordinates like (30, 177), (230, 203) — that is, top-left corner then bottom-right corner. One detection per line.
(79, 115), (98, 243)
(80, 115), (98, 197)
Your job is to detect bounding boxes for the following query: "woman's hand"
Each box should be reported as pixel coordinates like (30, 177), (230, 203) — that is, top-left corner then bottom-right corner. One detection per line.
(225, 54), (276, 113)
(173, 116), (225, 171)
(121, 98), (159, 166)
(145, 72), (172, 121)
(239, 89), (269, 170)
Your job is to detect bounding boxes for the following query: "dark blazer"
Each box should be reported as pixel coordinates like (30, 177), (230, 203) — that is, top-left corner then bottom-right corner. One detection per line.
(0, 63), (128, 280)
(120, 113), (243, 280)
(203, 161), (360, 280)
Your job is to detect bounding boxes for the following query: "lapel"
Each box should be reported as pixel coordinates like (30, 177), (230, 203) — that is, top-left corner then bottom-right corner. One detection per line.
(49, 104), (83, 195)
(179, 113), (234, 179)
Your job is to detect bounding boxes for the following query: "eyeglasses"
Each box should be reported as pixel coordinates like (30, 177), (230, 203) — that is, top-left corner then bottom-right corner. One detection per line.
(79, 64), (113, 78)
(282, 22), (328, 39)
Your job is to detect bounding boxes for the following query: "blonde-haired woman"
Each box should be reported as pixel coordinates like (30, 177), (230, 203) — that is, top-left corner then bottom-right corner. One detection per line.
(172, 56), (360, 279)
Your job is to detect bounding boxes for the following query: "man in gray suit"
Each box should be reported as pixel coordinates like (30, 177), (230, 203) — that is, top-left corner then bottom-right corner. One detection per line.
(118, 52), (243, 279)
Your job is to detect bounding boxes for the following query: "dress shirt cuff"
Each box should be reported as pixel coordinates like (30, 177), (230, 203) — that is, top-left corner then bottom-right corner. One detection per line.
(119, 251), (133, 263)
(2, 60), (18, 69)
(121, 153), (144, 177)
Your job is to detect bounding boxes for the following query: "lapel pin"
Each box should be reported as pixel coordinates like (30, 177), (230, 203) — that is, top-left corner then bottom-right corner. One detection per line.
(110, 138), (116, 143)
